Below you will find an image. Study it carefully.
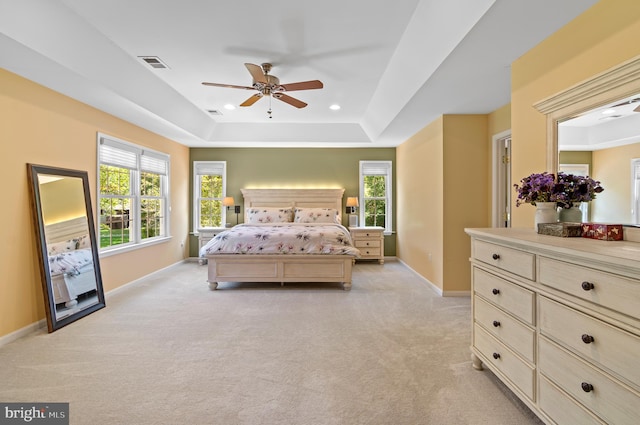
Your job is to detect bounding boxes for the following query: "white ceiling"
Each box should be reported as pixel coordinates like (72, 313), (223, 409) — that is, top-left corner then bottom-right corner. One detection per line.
(0, 0), (599, 148)
(559, 94), (640, 151)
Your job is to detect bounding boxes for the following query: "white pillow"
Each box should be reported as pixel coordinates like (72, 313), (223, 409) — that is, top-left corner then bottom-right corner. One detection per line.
(293, 208), (340, 224)
(245, 207), (293, 224)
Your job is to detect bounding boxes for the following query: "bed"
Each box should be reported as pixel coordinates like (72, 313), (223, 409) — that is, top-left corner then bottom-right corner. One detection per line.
(200, 188), (360, 290)
(46, 217), (97, 308)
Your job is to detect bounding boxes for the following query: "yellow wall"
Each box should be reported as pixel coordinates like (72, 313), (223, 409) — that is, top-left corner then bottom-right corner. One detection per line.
(510, 0), (640, 227)
(592, 142), (640, 222)
(0, 69), (189, 338)
(396, 115), (489, 293)
(39, 177), (86, 225)
(443, 115), (489, 292)
(397, 117), (444, 290)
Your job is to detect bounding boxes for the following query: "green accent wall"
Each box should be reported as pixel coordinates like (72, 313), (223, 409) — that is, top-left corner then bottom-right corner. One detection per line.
(559, 150), (592, 169)
(188, 147), (396, 257)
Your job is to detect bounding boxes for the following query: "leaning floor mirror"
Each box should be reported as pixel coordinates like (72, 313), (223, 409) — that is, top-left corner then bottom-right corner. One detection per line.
(27, 164), (105, 332)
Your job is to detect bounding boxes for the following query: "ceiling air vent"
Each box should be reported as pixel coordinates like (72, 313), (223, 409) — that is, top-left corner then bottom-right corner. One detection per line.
(207, 110), (222, 116)
(139, 56), (169, 69)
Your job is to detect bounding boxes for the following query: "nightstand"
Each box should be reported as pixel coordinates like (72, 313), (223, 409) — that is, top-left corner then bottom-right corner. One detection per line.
(349, 226), (384, 264)
(197, 228), (225, 264)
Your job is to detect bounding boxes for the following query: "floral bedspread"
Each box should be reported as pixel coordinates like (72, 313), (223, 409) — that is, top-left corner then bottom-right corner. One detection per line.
(48, 249), (94, 276)
(200, 223), (361, 257)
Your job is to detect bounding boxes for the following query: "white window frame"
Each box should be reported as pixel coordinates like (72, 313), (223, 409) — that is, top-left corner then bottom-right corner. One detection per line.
(632, 158), (640, 225)
(193, 161), (227, 233)
(359, 160), (393, 234)
(97, 133), (170, 254)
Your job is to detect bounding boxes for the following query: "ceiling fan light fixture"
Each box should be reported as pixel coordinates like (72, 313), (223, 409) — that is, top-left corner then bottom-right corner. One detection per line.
(224, 104), (236, 110)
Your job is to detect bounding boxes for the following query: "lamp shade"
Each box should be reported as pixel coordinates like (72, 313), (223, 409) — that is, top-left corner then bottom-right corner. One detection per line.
(346, 197), (359, 207)
(222, 196), (235, 207)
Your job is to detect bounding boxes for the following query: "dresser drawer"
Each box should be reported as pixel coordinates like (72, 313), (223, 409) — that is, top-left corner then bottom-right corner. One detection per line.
(473, 267), (535, 325)
(539, 375), (606, 425)
(473, 324), (535, 400)
(538, 256), (640, 321)
(472, 239), (535, 280)
(474, 296), (535, 362)
(539, 336), (640, 425)
(539, 297), (640, 387)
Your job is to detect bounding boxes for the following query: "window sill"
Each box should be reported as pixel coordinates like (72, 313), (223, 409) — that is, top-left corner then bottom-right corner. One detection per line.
(99, 236), (173, 258)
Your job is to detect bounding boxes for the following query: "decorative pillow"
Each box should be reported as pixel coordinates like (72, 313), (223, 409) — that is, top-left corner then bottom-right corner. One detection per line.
(47, 239), (77, 255)
(293, 208), (340, 224)
(75, 234), (91, 250)
(245, 207), (293, 224)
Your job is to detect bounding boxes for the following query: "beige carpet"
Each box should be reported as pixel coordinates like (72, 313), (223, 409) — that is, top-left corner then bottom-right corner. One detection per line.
(0, 261), (543, 425)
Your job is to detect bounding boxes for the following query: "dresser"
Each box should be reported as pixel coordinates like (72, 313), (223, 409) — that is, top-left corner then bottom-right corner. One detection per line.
(465, 228), (640, 425)
(349, 226), (384, 264)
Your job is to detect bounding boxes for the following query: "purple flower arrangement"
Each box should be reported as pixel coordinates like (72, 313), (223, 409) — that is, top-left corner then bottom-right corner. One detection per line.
(514, 172), (604, 208)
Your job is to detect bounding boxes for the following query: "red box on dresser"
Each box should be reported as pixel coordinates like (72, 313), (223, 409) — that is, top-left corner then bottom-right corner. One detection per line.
(581, 223), (624, 241)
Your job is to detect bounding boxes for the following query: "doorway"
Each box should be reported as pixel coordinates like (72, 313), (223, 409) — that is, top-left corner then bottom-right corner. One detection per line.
(492, 131), (511, 227)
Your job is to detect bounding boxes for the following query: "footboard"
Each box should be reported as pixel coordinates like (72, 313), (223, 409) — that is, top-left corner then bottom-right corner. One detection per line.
(205, 254), (354, 290)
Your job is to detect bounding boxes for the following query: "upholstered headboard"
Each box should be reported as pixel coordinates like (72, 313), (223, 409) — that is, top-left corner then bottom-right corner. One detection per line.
(240, 188), (345, 222)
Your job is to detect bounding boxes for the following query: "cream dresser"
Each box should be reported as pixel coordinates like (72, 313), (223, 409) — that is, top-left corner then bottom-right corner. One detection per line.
(465, 228), (640, 425)
(349, 226), (384, 264)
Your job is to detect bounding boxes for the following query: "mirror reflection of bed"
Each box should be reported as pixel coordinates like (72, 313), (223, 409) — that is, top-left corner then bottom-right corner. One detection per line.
(44, 216), (98, 319)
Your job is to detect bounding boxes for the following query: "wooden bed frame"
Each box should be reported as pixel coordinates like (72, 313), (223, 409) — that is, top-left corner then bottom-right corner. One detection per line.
(205, 188), (355, 291)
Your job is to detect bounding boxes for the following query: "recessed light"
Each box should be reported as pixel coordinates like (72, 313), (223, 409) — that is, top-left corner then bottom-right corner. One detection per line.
(329, 104), (341, 110)
(224, 104), (236, 110)
(601, 108), (616, 115)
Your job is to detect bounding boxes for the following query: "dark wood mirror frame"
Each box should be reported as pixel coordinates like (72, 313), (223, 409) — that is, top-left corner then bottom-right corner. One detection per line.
(27, 164), (105, 332)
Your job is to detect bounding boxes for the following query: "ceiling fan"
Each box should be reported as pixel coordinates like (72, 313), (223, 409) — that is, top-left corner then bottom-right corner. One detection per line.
(202, 63), (323, 115)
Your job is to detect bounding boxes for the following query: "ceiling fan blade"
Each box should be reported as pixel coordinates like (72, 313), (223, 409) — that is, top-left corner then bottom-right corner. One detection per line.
(635, 104), (640, 112)
(273, 93), (307, 108)
(278, 80), (324, 91)
(245, 63), (267, 84)
(239, 93), (263, 107)
(202, 82), (255, 90)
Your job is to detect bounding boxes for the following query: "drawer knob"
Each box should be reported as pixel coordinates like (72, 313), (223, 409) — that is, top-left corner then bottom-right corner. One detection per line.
(492, 352), (501, 360)
(581, 281), (595, 291)
(492, 320), (501, 328)
(492, 253), (500, 260)
(581, 382), (594, 393)
(581, 334), (595, 344)
(492, 288), (500, 295)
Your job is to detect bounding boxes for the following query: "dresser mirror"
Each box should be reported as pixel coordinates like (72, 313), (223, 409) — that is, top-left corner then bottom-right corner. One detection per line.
(27, 164), (105, 332)
(534, 55), (640, 226)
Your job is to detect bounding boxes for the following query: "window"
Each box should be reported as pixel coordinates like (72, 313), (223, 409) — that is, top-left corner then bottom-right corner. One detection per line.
(98, 134), (170, 251)
(193, 161), (227, 231)
(359, 161), (392, 234)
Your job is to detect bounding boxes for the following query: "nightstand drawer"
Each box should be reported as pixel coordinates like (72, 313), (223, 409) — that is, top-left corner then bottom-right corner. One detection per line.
(538, 256), (640, 320)
(474, 296), (535, 362)
(473, 267), (534, 325)
(354, 240), (381, 248)
(352, 231), (382, 239)
(539, 336), (640, 425)
(473, 239), (535, 280)
(474, 324), (535, 400)
(539, 297), (640, 388)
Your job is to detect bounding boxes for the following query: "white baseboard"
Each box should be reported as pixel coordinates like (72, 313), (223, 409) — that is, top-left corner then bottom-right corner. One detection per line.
(0, 319), (46, 348)
(105, 259), (187, 298)
(397, 259), (470, 297)
(1, 259), (188, 346)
